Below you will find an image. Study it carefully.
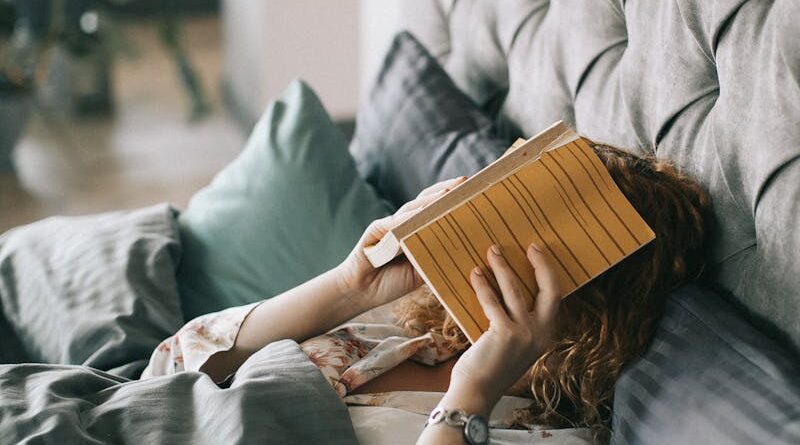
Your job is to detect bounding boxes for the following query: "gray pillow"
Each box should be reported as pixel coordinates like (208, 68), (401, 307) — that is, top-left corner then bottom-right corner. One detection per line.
(0, 204), (184, 378)
(350, 31), (511, 207)
(611, 284), (800, 445)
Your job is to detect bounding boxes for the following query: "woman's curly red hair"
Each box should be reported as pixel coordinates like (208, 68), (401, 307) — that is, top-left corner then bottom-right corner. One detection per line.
(395, 143), (714, 443)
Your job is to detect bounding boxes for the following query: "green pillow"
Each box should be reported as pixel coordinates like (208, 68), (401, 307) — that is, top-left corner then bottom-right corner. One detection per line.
(176, 80), (393, 320)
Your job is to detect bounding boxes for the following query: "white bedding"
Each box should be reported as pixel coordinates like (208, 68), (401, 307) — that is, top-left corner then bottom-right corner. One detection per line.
(347, 392), (595, 445)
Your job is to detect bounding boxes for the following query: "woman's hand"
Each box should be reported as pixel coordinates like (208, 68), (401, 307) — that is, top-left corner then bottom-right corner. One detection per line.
(335, 176), (467, 309)
(443, 243), (562, 416)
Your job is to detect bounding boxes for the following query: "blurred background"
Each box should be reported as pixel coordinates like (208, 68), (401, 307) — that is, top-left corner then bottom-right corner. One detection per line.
(0, 0), (434, 233)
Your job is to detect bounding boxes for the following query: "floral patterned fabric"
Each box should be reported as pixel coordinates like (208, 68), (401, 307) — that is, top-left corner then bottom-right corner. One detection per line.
(141, 302), (261, 381)
(142, 298), (596, 443)
(299, 323), (460, 396)
(142, 299), (460, 393)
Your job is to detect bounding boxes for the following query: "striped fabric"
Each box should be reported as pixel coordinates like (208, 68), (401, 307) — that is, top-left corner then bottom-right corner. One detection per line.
(611, 284), (800, 444)
(0, 340), (358, 444)
(0, 205), (359, 444)
(0, 204), (185, 378)
(350, 31), (510, 208)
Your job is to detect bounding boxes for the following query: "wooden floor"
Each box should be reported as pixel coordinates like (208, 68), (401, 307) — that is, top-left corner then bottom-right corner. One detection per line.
(0, 16), (244, 234)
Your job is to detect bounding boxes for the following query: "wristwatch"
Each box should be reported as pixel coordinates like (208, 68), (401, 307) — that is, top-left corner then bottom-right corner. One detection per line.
(426, 406), (489, 445)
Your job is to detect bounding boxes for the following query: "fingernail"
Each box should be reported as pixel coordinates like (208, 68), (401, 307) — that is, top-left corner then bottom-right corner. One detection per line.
(472, 267), (483, 276)
(490, 244), (502, 256)
(528, 243), (542, 254)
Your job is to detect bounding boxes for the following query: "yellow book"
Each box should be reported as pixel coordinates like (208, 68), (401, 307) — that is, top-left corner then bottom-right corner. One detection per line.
(364, 121), (655, 343)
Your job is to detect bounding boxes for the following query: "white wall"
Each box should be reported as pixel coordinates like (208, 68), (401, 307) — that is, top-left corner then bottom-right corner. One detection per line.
(222, 0), (270, 121)
(222, 0), (441, 121)
(223, 0), (360, 120)
(358, 0), (448, 101)
(358, 0), (407, 100)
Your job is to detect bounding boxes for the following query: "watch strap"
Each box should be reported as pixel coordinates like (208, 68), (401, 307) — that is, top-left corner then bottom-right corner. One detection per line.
(426, 407), (489, 445)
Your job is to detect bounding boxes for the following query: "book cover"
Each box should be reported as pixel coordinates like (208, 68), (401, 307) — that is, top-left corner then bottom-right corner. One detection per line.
(366, 122), (655, 343)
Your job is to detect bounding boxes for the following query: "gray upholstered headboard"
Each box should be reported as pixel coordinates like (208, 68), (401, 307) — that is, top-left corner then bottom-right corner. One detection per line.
(410, 0), (800, 350)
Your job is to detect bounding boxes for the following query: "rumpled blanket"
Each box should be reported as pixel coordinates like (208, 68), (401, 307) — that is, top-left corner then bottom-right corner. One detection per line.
(0, 205), (357, 444)
(0, 340), (358, 444)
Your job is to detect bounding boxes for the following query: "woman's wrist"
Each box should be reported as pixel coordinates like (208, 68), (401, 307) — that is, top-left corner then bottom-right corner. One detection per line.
(331, 265), (375, 315)
(439, 382), (499, 419)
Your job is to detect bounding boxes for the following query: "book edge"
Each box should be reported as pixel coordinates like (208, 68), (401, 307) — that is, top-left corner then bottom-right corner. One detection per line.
(399, 129), (579, 242)
(392, 121), (573, 241)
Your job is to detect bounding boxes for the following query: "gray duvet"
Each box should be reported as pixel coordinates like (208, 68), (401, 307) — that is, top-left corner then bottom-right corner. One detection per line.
(0, 205), (357, 444)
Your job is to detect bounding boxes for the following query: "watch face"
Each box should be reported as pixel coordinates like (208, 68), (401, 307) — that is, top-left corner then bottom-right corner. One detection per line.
(465, 416), (489, 445)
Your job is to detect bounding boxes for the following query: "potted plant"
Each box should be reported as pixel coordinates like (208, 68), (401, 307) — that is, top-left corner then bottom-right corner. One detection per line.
(0, 0), (33, 171)
(0, 0), (210, 172)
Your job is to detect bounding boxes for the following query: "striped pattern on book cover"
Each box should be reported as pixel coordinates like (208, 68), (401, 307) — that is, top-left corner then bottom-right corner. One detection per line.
(399, 130), (655, 343)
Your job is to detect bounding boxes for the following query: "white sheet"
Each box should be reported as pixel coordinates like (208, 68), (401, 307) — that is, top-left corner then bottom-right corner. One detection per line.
(347, 392), (596, 445)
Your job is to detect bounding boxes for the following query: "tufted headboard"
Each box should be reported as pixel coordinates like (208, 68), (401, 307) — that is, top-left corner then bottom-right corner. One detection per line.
(408, 0), (800, 351)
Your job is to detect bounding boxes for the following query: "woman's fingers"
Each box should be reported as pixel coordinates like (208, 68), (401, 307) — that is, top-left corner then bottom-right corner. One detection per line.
(469, 267), (509, 325)
(486, 245), (531, 321)
(418, 176), (467, 198)
(526, 244), (561, 325)
(393, 177), (467, 227)
(362, 182), (456, 248)
(360, 215), (397, 247)
(396, 188), (447, 215)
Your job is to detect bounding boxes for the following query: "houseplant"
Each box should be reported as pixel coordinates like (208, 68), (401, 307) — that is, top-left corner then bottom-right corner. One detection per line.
(0, 0), (210, 171)
(0, 0), (32, 171)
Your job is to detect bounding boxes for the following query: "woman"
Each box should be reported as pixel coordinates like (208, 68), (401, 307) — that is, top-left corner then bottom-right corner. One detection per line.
(143, 144), (712, 444)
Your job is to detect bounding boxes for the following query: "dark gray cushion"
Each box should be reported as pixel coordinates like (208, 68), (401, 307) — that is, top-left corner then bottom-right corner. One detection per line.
(611, 284), (800, 445)
(350, 31), (510, 208)
(0, 204), (184, 378)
